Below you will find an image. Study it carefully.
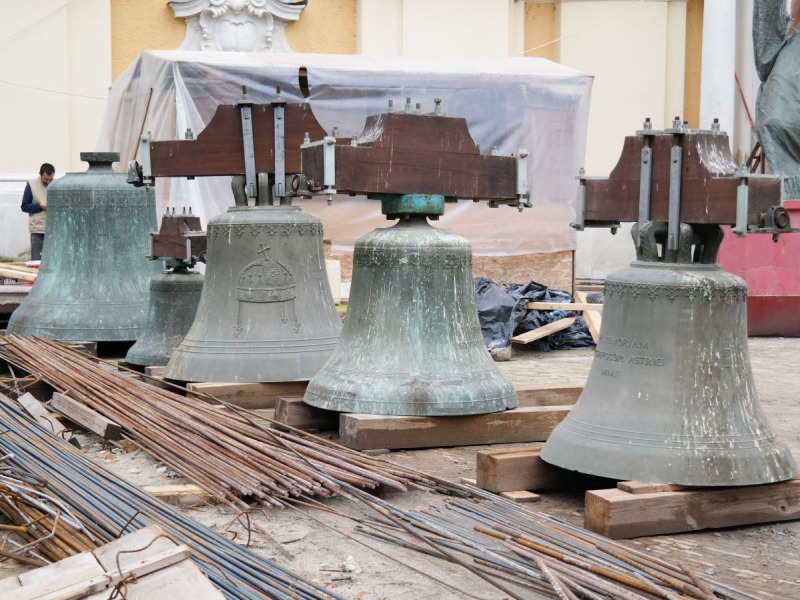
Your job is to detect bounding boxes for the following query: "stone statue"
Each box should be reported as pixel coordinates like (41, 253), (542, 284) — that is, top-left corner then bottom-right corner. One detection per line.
(753, 0), (800, 198)
(169, 0), (307, 53)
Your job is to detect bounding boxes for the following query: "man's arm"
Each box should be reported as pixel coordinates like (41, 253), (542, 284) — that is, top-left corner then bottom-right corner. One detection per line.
(20, 183), (42, 214)
(754, 0), (790, 82)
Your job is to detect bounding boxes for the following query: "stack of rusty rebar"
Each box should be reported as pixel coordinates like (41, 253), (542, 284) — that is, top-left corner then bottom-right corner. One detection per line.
(0, 335), (439, 508)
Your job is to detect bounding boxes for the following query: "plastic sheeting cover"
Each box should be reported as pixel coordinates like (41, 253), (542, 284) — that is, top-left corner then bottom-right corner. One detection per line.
(97, 51), (592, 255)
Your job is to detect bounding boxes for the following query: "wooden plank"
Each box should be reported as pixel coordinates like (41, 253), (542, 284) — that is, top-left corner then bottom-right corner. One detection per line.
(499, 490), (541, 503)
(83, 560), (226, 600)
(186, 381), (308, 409)
(15, 552), (104, 599)
(145, 366), (165, 377)
(515, 385), (582, 407)
(274, 396), (339, 431)
(0, 575), (21, 591)
(50, 392), (122, 440)
(0, 267), (35, 282)
(526, 301), (602, 312)
(61, 341), (98, 356)
(585, 478), (800, 539)
(476, 447), (586, 493)
(511, 317), (576, 345)
(617, 481), (684, 495)
(339, 406), (571, 451)
(574, 291), (601, 343)
(142, 484), (212, 504)
(0, 262), (38, 274)
(16, 392), (79, 447)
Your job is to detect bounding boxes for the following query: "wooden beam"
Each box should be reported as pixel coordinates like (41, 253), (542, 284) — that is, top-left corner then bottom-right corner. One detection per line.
(339, 406), (571, 451)
(274, 396), (339, 431)
(511, 317), (576, 345)
(525, 301), (602, 311)
(186, 381), (308, 409)
(15, 392), (79, 447)
(475, 447), (586, 493)
(50, 392), (122, 440)
(616, 481), (684, 495)
(585, 478), (800, 539)
(573, 291), (601, 343)
(515, 385), (582, 407)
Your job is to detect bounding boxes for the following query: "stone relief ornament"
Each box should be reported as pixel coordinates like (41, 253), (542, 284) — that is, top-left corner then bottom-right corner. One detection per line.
(169, 0), (307, 52)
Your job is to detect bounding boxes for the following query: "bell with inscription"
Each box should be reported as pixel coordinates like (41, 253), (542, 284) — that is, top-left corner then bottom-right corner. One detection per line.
(541, 222), (797, 485)
(164, 195), (341, 382)
(304, 198), (518, 416)
(8, 152), (158, 341)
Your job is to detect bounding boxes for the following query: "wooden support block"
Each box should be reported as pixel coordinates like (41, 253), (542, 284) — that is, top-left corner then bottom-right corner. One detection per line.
(499, 490), (541, 503)
(145, 366), (165, 377)
(574, 291), (601, 343)
(50, 392), (122, 440)
(61, 341), (98, 356)
(585, 478), (800, 539)
(617, 481), (684, 495)
(339, 406), (571, 451)
(186, 381), (308, 409)
(16, 392), (79, 447)
(476, 447), (584, 493)
(515, 385), (582, 407)
(511, 317), (577, 345)
(274, 396), (339, 431)
(526, 301), (602, 312)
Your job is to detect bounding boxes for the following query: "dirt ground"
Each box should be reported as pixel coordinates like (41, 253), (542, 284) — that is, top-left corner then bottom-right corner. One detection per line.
(2, 338), (799, 598)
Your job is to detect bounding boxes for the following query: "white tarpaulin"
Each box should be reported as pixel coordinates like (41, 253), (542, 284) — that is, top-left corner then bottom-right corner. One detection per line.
(98, 51), (592, 255)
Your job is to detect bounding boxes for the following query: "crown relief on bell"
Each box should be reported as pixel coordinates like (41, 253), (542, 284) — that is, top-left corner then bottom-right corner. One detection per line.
(169, 0), (306, 53)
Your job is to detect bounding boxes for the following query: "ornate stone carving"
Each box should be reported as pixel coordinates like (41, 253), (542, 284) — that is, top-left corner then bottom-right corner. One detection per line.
(169, 0), (306, 53)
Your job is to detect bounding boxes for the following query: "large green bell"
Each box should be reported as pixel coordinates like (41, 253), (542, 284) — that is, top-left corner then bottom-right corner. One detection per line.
(8, 153), (158, 341)
(304, 207), (517, 416)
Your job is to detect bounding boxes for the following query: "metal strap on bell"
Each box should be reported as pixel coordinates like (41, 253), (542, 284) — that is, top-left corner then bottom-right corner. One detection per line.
(128, 87), (341, 383)
(299, 102), (531, 415)
(541, 118), (798, 486)
(126, 209), (206, 367)
(8, 152), (159, 341)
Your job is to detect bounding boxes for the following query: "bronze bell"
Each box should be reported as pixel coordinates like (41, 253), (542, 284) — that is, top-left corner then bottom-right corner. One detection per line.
(126, 210), (206, 367)
(8, 152), (158, 341)
(164, 194), (341, 383)
(304, 213), (517, 415)
(541, 121), (797, 486)
(300, 106), (528, 415)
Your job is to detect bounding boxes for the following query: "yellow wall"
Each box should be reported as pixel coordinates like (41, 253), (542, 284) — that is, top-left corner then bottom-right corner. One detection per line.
(111, 0), (357, 80)
(683, 0), (703, 127)
(111, 0), (184, 80)
(524, 2), (557, 62)
(286, 0), (357, 55)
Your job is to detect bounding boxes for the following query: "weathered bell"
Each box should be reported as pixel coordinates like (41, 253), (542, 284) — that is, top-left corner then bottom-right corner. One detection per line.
(7, 152), (158, 341)
(304, 214), (518, 416)
(125, 268), (204, 367)
(541, 222), (797, 485)
(164, 204), (342, 383)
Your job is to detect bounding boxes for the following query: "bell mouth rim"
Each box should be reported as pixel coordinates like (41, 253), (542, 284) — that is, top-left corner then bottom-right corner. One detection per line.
(629, 261), (722, 271)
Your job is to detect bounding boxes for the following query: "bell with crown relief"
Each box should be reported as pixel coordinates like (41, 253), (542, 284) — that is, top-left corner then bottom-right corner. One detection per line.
(540, 222), (797, 486)
(164, 195), (341, 383)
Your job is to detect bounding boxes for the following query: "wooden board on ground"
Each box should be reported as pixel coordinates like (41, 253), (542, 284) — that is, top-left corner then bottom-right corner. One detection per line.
(499, 490), (541, 503)
(585, 477), (800, 539)
(50, 391), (122, 440)
(142, 484), (212, 505)
(15, 392), (79, 447)
(339, 406), (571, 451)
(573, 290), (602, 343)
(274, 396), (339, 431)
(186, 381), (308, 409)
(511, 317), (577, 345)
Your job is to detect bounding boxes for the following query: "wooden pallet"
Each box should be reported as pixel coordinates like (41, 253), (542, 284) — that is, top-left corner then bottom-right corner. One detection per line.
(474, 447), (800, 539)
(272, 384), (580, 451)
